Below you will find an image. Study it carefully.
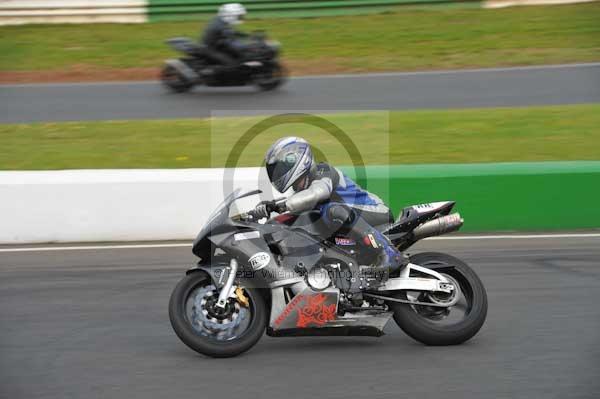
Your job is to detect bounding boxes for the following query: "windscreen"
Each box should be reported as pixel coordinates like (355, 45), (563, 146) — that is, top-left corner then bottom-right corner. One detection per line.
(205, 188), (242, 223)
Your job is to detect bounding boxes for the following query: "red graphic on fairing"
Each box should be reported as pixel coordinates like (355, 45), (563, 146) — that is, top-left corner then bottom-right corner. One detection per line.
(296, 293), (337, 328)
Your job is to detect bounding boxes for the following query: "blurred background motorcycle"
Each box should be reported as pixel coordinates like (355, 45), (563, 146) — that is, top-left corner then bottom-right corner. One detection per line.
(161, 32), (286, 93)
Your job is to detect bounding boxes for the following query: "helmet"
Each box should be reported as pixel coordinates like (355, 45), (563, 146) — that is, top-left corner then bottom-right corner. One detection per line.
(265, 137), (314, 193)
(218, 3), (246, 25)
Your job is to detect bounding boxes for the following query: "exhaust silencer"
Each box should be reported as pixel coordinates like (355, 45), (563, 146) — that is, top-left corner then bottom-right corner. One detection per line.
(412, 213), (464, 240)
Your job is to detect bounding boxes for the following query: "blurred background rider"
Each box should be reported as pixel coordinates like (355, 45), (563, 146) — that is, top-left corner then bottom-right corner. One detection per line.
(201, 3), (249, 68)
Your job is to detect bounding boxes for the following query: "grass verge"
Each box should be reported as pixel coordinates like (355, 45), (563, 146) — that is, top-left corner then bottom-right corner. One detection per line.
(0, 3), (599, 81)
(1, 104), (599, 170)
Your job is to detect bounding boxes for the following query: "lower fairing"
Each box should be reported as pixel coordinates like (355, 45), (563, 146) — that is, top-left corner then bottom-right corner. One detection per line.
(267, 326), (385, 337)
(268, 286), (394, 337)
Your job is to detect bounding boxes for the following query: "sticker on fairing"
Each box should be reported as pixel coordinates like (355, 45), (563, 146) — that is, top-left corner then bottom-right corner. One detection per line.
(335, 237), (356, 246)
(248, 252), (271, 270)
(414, 202), (450, 214)
(367, 234), (379, 249)
(234, 231), (260, 241)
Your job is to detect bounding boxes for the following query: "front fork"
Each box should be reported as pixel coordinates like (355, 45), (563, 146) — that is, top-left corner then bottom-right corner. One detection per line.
(216, 258), (239, 308)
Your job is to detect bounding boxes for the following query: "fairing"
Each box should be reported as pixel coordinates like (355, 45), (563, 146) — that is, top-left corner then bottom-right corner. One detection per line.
(192, 189), (260, 258)
(267, 286), (392, 337)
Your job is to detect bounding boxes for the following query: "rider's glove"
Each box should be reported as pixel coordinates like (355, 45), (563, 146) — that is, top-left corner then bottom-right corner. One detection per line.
(253, 202), (272, 219)
(253, 200), (286, 219)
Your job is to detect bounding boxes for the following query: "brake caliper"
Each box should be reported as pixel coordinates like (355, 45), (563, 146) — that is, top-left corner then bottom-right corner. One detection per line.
(235, 287), (249, 307)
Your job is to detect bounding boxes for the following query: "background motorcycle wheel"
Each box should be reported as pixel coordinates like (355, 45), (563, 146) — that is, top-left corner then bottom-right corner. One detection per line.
(390, 252), (487, 345)
(168, 271), (267, 358)
(160, 65), (193, 93)
(254, 63), (287, 91)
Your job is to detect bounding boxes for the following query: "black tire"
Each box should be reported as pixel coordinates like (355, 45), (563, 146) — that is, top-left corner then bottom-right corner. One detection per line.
(390, 252), (487, 345)
(160, 65), (193, 93)
(168, 271), (267, 358)
(254, 63), (287, 91)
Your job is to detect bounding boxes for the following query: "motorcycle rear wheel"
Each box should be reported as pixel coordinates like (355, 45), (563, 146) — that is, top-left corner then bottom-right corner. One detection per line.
(169, 271), (267, 358)
(161, 65), (194, 93)
(390, 252), (487, 345)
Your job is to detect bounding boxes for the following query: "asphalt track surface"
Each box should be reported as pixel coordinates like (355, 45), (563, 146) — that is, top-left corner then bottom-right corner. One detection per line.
(1, 236), (599, 399)
(1, 63), (600, 123)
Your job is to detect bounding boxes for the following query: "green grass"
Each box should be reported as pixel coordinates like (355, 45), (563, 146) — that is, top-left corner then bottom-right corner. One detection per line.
(0, 3), (599, 74)
(1, 104), (599, 170)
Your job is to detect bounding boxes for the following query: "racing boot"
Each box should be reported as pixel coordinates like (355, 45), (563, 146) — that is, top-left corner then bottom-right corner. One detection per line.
(360, 228), (406, 286)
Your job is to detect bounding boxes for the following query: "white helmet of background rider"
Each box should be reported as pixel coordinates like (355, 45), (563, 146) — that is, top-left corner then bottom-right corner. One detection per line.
(218, 3), (247, 25)
(265, 137), (315, 193)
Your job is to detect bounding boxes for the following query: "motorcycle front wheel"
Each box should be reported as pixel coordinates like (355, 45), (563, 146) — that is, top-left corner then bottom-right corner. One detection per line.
(168, 271), (267, 358)
(390, 252), (488, 345)
(254, 62), (287, 91)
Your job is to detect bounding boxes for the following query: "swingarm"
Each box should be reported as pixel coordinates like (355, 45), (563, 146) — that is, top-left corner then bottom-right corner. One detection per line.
(366, 263), (461, 308)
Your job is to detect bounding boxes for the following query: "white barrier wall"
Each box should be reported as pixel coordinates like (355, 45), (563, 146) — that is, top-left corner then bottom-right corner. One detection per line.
(0, 168), (279, 244)
(0, 0), (147, 25)
(2, 0), (598, 25)
(484, 0), (596, 7)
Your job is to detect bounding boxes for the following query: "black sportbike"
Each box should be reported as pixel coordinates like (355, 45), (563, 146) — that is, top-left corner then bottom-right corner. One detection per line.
(161, 33), (286, 93)
(169, 189), (487, 357)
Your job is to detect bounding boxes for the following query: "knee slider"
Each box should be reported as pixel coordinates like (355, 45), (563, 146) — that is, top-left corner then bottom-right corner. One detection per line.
(328, 204), (353, 227)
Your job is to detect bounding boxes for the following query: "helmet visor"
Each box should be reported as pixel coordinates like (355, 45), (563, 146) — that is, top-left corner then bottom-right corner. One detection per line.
(266, 150), (302, 192)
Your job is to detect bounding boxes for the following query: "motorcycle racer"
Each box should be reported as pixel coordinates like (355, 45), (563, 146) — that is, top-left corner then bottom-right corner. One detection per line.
(201, 3), (249, 67)
(170, 141), (487, 357)
(254, 136), (406, 276)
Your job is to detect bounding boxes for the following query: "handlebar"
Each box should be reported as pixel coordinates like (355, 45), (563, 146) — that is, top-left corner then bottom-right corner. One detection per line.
(238, 198), (287, 222)
(244, 209), (260, 221)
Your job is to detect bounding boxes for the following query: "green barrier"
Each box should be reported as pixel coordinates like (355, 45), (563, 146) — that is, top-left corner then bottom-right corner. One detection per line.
(340, 161), (600, 232)
(148, 0), (476, 21)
